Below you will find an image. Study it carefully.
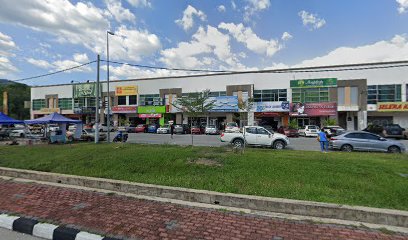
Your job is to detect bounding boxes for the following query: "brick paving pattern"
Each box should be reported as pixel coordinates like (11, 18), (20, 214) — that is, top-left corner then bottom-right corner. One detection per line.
(0, 179), (406, 240)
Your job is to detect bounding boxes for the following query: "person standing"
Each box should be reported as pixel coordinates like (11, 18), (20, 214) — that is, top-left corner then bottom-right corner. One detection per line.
(318, 129), (329, 153)
(170, 123), (174, 139)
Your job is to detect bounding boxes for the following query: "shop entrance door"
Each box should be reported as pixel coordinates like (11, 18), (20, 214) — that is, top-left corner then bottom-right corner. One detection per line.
(297, 118), (309, 127)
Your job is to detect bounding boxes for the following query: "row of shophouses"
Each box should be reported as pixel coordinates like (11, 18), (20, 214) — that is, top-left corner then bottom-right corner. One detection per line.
(30, 63), (408, 131)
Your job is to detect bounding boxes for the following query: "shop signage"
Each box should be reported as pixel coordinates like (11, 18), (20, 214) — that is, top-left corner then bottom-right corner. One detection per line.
(290, 102), (337, 116)
(252, 101), (290, 112)
(40, 108), (60, 114)
(73, 83), (96, 98)
(290, 78), (337, 88)
(73, 107), (96, 114)
(139, 113), (162, 118)
(115, 86), (138, 96)
(138, 105), (166, 114)
(377, 102), (408, 112)
(111, 106), (137, 113)
(209, 96), (239, 112)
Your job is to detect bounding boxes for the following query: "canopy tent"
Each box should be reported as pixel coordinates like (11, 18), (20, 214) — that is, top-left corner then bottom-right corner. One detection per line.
(25, 112), (82, 124)
(0, 112), (23, 124)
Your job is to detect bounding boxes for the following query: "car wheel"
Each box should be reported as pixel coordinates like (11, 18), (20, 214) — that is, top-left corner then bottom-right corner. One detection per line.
(232, 139), (244, 148)
(273, 140), (285, 150)
(341, 144), (353, 152)
(388, 145), (401, 153)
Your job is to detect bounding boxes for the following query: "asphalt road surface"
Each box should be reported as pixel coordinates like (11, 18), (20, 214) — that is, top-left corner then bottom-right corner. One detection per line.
(113, 133), (408, 152)
(0, 228), (43, 240)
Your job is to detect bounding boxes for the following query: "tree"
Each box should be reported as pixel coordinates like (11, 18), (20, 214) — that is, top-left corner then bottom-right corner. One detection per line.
(323, 118), (337, 127)
(0, 81), (30, 120)
(172, 89), (216, 146)
(237, 97), (254, 127)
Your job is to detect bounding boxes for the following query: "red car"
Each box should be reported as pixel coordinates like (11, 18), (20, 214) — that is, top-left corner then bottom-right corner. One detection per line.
(135, 124), (148, 133)
(191, 125), (202, 134)
(283, 128), (300, 138)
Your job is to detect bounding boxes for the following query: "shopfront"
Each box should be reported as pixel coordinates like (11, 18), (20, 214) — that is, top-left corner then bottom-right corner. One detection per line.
(73, 83), (97, 124)
(208, 96), (238, 130)
(113, 85), (138, 125)
(252, 101), (290, 129)
(111, 106), (138, 125)
(138, 106), (167, 126)
(290, 102), (337, 127)
(368, 102), (408, 128)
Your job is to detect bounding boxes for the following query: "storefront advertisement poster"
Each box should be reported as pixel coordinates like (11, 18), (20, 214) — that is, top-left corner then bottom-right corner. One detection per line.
(290, 78), (337, 88)
(111, 106), (137, 113)
(252, 101), (290, 112)
(115, 86), (138, 96)
(73, 83), (96, 98)
(139, 113), (162, 118)
(377, 102), (408, 112)
(208, 96), (239, 112)
(290, 102), (337, 116)
(138, 105), (166, 114)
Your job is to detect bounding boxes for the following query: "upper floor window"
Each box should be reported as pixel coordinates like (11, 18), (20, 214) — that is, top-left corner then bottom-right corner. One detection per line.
(367, 84), (401, 104)
(139, 94), (161, 106)
(253, 89), (287, 102)
(208, 91), (226, 97)
(292, 88), (329, 103)
(129, 95), (137, 105)
(58, 98), (73, 110)
(118, 96), (127, 105)
(32, 99), (46, 110)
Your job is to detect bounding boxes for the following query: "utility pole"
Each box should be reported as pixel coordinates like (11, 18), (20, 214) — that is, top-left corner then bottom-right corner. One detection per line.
(106, 31), (114, 143)
(95, 54), (100, 143)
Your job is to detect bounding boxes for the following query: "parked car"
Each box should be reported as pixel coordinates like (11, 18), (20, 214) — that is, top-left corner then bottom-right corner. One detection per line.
(329, 131), (405, 153)
(67, 129), (107, 142)
(157, 124), (171, 134)
(205, 125), (219, 135)
(298, 125), (320, 137)
(363, 124), (406, 139)
(9, 127), (28, 138)
(260, 125), (274, 133)
(220, 126), (290, 150)
(283, 127), (299, 138)
(322, 126), (345, 137)
(174, 124), (190, 134)
(135, 124), (148, 133)
(0, 128), (12, 139)
(191, 125), (202, 134)
(125, 124), (137, 133)
(362, 124), (384, 135)
(147, 124), (159, 133)
(225, 122), (240, 133)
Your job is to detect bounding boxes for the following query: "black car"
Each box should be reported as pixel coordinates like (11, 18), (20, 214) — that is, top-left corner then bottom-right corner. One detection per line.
(363, 124), (406, 139)
(174, 124), (190, 134)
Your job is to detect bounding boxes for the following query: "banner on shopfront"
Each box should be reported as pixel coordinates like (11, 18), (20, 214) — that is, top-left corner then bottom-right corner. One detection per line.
(111, 106), (137, 113)
(290, 102), (337, 116)
(377, 102), (408, 112)
(252, 101), (290, 112)
(208, 96), (239, 112)
(139, 113), (162, 118)
(73, 83), (96, 98)
(138, 105), (166, 114)
(115, 86), (138, 96)
(290, 78), (337, 88)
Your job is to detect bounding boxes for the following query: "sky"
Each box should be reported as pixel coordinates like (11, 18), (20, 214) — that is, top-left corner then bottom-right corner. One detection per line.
(0, 0), (408, 86)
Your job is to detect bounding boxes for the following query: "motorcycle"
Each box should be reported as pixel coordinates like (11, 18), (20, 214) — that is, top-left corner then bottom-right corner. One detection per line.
(113, 131), (128, 143)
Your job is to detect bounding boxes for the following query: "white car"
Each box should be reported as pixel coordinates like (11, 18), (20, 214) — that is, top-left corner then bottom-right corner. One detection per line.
(225, 122), (240, 133)
(157, 124), (170, 134)
(298, 125), (320, 137)
(220, 126), (290, 149)
(205, 125), (219, 135)
(9, 128), (28, 138)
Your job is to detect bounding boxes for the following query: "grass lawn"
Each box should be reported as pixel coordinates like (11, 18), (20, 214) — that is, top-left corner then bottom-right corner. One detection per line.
(0, 143), (407, 211)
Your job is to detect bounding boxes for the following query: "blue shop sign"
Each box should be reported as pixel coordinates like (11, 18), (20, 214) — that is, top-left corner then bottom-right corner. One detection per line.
(253, 101), (290, 112)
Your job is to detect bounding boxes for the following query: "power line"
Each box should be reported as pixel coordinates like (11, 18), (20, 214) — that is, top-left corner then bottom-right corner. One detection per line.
(11, 61), (97, 82)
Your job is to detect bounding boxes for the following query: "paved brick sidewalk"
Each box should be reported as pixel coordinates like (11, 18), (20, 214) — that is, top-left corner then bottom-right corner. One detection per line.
(0, 179), (406, 240)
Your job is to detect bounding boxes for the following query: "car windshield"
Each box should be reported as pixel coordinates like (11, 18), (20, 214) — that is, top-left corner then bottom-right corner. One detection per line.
(227, 123), (238, 127)
(308, 126), (317, 129)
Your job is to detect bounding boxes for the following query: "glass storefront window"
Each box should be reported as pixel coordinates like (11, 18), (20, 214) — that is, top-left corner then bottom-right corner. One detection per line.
(58, 98), (73, 110)
(367, 84), (401, 104)
(118, 96), (127, 105)
(129, 95), (137, 105)
(254, 89), (287, 102)
(292, 88), (329, 103)
(32, 99), (46, 110)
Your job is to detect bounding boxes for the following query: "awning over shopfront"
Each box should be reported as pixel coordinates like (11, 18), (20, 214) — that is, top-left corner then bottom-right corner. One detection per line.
(0, 112), (23, 124)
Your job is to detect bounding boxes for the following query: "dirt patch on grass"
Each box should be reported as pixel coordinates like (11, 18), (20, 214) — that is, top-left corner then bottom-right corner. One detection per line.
(188, 158), (223, 167)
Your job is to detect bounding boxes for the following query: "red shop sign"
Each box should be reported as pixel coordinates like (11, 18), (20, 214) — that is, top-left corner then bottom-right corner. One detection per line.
(111, 106), (137, 113)
(139, 113), (162, 118)
(290, 102), (337, 116)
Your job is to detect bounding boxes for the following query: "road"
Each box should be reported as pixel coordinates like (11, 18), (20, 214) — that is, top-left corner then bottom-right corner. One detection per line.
(0, 228), (43, 240)
(112, 133), (408, 152)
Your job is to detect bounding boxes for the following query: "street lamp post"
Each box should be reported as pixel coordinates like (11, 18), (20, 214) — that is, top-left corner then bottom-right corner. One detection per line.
(106, 30), (115, 143)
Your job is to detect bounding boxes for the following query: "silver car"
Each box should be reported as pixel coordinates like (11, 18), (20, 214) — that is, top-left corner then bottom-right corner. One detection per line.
(329, 131), (406, 153)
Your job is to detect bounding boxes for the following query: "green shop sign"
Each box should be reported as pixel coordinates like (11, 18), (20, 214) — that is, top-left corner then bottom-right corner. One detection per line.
(73, 83), (96, 98)
(138, 105), (166, 114)
(290, 78), (337, 88)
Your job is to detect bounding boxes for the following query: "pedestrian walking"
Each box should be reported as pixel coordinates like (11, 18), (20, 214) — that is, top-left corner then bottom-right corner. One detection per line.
(317, 129), (329, 153)
(170, 123), (174, 139)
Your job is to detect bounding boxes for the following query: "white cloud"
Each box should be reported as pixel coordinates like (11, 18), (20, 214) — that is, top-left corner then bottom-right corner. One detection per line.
(26, 53), (92, 73)
(126, 0), (151, 8)
(105, 0), (136, 23)
(294, 34), (408, 67)
(299, 10), (326, 30)
(219, 22), (282, 57)
(218, 5), (226, 12)
(26, 58), (53, 69)
(0, 0), (161, 62)
(102, 64), (182, 79)
(0, 32), (18, 77)
(175, 5), (207, 31)
(397, 0), (408, 13)
(73, 53), (90, 63)
(281, 32), (293, 41)
(160, 25), (243, 69)
(244, 0), (271, 21)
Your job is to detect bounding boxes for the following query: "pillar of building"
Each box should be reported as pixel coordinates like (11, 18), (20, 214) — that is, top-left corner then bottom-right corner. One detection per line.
(247, 112), (254, 126)
(176, 113), (183, 124)
(226, 113), (233, 123)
